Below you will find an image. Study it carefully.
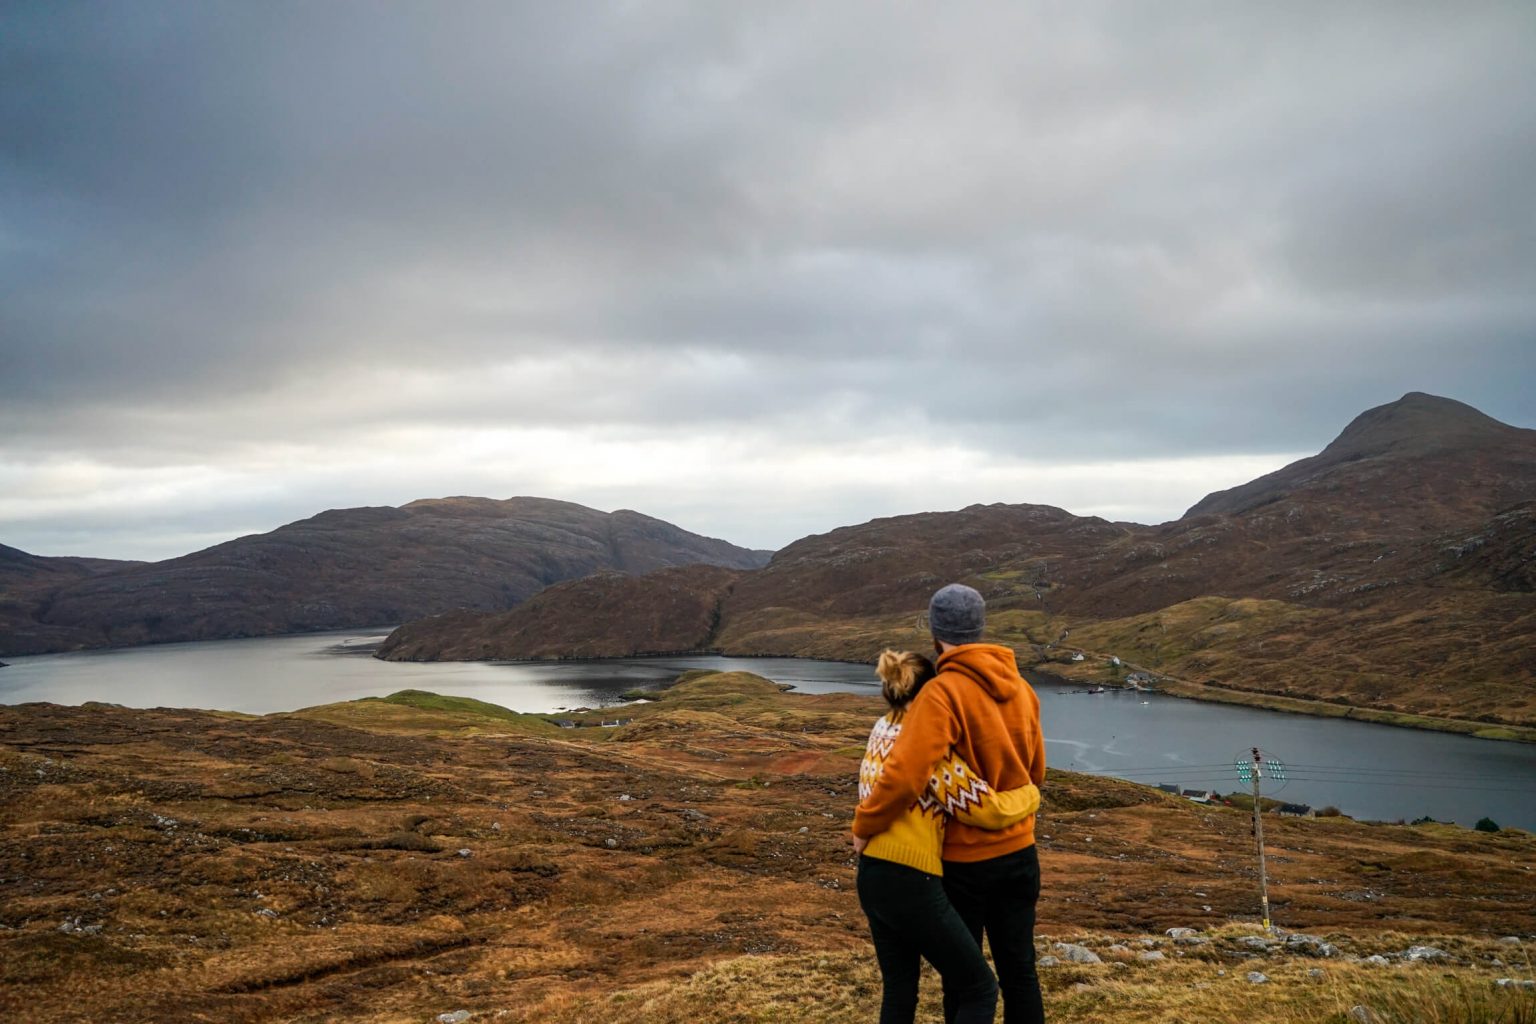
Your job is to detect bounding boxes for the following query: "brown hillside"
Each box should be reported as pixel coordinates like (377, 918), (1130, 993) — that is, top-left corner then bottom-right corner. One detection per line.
(380, 564), (743, 660)
(383, 395), (1536, 730)
(2, 677), (1532, 1023)
(0, 498), (768, 656)
(0, 544), (144, 656)
(1188, 392), (1536, 522)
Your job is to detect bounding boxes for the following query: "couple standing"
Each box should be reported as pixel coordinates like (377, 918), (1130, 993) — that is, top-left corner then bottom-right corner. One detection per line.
(852, 583), (1047, 1024)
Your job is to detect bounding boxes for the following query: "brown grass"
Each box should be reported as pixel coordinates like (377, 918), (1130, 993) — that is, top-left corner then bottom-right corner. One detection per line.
(1, 673), (1532, 1023)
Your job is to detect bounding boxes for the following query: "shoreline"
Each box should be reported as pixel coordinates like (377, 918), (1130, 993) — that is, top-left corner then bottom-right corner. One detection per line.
(1029, 666), (1536, 745)
(389, 639), (1536, 745)
(16, 625), (1534, 745)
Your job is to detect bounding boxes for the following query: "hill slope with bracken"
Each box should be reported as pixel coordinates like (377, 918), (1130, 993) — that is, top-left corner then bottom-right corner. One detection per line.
(381, 394), (1536, 730)
(0, 497), (769, 656)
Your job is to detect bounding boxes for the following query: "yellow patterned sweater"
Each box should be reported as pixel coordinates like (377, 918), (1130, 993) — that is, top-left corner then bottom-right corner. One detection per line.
(858, 709), (1041, 876)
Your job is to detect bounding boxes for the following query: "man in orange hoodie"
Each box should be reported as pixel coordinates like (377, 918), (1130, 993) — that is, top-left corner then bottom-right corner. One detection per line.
(853, 583), (1047, 1024)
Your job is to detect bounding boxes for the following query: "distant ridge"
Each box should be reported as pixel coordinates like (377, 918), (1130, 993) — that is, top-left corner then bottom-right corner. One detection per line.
(0, 497), (769, 655)
(1185, 392), (1535, 519)
(382, 394), (1536, 730)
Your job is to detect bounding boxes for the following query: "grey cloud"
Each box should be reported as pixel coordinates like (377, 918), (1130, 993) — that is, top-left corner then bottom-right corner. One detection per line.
(2, 1), (1533, 478)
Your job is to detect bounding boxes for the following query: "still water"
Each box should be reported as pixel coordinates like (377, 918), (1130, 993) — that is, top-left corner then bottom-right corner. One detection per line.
(3, 630), (1532, 830)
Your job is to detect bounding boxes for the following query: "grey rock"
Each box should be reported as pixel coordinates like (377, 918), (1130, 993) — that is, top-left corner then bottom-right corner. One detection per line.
(1404, 945), (1449, 962)
(1138, 950), (1166, 962)
(1175, 935), (1208, 947)
(1308, 968), (1326, 980)
(1054, 942), (1103, 964)
(437, 1013), (472, 1024)
(681, 808), (709, 822)
(1363, 954), (1390, 966)
(1498, 936), (1523, 945)
(1036, 955), (1061, 968)
(1495, 979), (1535, 990)
(1247, 971), (1269, 984)
(604, 837), (618, 849)
(1139, 938), (1159, 948)
(1347, 1007), (1379, 1024)
(1107, 944), (1131, 957)
(1237, 935), (1274, 950)
(1285, 933), (1338, 957)
(1165, 927), (1199, 938)
(457, 848), (472, 858)
(256, 908), (278, 918)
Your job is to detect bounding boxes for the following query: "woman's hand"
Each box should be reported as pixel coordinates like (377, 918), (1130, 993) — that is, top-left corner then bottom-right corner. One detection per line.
(851, 832), (869, 854)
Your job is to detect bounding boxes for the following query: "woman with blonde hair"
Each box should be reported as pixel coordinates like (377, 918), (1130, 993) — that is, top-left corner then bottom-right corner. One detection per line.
(855, 649), (1041, 1024)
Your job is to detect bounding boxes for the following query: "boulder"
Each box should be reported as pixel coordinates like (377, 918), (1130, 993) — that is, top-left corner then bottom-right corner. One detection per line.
(1247, 971), (1269, 984)
(1053, 943), (1103, 964)
(1286, 933), (1338, 957)
(1404, 945), (1449, 962)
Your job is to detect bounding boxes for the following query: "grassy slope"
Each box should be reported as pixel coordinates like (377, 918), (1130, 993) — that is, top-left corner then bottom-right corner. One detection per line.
(714, 599), (1536, 741)
(1, 673), (1532, 1023)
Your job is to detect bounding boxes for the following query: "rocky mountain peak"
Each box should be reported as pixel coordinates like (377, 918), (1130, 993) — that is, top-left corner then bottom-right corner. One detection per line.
(1184, 393), (1532, 520)
(1323, 392), (1520, 461)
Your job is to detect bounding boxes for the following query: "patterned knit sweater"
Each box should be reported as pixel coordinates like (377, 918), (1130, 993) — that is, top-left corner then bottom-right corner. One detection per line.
(858, 709), (1041, 876)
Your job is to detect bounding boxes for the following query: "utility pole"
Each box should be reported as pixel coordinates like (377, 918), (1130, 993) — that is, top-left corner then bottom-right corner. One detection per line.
(1250, 747), (1272, 933)
(1237, 747), (1284, 934)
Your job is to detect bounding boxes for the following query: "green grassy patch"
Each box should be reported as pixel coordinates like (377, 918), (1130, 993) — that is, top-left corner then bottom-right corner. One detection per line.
(291, 689), (562, 735)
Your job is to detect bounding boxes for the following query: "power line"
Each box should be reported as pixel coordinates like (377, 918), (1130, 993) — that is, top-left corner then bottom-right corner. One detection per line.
(1282, 764), (1505, 780)
(1279, 775), (1531, 794)
(1072, 763), (1238, 775)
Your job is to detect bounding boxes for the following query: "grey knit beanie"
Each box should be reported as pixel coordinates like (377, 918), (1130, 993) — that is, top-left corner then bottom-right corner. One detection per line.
(929, 583), (985, 645)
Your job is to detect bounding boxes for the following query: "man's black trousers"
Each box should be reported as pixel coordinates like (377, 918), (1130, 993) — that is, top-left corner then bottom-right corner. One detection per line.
(942, 844), (1045, 1024)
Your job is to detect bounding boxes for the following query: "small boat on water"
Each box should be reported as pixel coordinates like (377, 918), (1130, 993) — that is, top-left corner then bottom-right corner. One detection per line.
(1088, 686), (1106, 694)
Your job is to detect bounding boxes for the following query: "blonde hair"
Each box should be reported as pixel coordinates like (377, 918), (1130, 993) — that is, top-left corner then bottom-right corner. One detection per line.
(876, 649), (936, 710)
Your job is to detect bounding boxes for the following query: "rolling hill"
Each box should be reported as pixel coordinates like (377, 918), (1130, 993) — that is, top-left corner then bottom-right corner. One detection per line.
(0, 497), (769, 655)
(380, 395), (1536, 730)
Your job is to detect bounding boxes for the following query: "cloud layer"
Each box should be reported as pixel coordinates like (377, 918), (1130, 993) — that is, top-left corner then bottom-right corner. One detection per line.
(3, 3), (1532, 557)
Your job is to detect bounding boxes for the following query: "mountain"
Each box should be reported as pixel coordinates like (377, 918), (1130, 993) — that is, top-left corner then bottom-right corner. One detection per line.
(381, 395), (1536, 730)
(380, 564), (746, 661)
(0, 497), (769, 655)
(0, 544), (146, 656)
(1186, 392), (1536, 523)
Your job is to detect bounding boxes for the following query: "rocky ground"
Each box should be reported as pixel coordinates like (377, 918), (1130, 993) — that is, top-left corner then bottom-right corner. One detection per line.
(2, 672), (1532, 1023)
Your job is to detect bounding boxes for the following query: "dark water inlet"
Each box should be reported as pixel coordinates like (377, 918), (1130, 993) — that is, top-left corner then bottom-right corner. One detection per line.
(2, 631), (1532, 831)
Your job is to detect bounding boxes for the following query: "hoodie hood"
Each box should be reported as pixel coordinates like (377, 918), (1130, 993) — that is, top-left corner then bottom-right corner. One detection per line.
(935, 643), (1023, 702)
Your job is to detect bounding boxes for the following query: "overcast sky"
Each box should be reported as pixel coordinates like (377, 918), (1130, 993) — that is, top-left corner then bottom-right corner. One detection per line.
(3, 3), (1533, 560)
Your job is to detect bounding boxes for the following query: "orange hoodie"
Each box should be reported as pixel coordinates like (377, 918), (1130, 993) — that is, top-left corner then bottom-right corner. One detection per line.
(852, 643), (1046, 863)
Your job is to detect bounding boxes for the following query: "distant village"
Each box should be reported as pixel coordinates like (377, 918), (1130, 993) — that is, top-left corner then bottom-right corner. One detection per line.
(1156, 783), (1315, 818)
